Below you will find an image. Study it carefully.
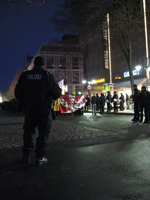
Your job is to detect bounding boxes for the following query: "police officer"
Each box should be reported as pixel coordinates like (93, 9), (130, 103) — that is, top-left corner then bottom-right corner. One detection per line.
(15, 56), (61, 166)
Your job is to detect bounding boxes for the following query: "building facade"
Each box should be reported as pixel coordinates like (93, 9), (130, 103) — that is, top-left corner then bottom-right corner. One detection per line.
(30, 36), (84, 95)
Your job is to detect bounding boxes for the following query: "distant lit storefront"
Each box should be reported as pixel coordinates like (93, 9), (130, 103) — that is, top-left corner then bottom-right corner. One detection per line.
(113, 68), (147, 106)
(90, 78), (105, 95)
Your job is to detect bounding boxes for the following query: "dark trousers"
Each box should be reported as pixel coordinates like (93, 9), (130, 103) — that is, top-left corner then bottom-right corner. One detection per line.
(92, 104), (96, 115)
(100, 104), (104, 114)
(140, 106), (144, 122)
(23, 107), (51, 158)
(143, 106), (149, 122)
(51, 109), (56, 120)
(107, 103), (111, 111)
(85, 104), (89, 111)
(120, 102), (124, 111)
(134, 102), (139, 120)
(114, 102), (118, 112)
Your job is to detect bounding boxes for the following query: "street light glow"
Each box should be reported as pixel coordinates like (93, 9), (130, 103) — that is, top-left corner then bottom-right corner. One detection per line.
(92, 80), (96, 84)
(135, 65), (142, 71)
(82, 80), (86, 84)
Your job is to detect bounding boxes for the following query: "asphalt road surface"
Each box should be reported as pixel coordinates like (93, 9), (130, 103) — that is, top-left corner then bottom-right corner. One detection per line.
(0, 111), (150, 200)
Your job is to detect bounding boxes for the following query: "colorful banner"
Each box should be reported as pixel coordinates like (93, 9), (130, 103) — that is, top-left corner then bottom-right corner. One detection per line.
(59, 95), (85, 114)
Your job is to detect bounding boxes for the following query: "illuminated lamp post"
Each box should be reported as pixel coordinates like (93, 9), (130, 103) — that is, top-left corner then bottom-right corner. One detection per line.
(82, 80), (96, 109)
(82, 80), (92, 95)
(143, 0), (149, 89)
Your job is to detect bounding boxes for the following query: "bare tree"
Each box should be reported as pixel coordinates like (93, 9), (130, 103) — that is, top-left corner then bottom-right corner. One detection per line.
(108, 0), (146, 93)
(50, 0), (147, 94)
(49, 0), (106, 80)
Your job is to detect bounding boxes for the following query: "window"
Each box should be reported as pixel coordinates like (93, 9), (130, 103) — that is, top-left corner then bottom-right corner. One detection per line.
(59, 57), (66, 69)
(46, 57), (54, 69)
(73, 72), (79, 84)
(72, 57), (79, 69)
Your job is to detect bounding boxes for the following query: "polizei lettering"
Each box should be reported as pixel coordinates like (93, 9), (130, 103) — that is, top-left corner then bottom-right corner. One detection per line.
(27, 74), (42, 80)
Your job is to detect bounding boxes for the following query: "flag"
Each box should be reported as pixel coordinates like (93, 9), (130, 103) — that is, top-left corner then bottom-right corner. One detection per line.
(59, 95), (85, 114)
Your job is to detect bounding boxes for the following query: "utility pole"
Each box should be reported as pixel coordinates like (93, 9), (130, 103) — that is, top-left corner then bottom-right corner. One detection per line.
(143, 0), (149, 89)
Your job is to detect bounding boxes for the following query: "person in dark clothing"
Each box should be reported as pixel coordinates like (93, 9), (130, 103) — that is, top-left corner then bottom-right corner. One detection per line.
(139, 87), (143, 123)
(119, 93), (124, 111)
(106, 91), (111, 112)
(96, 93), (100, 111)
(85, 95), (90, 112)
(15, 56), (61, 166)
(139, 86), (150, 123)
(126, 93), (130, 109)
(131, 84), (140, 121)
(132, 84), (140, 121)
(91, 93), (97, 115)
(112, 91), (118, 113)
(99, 93), (105, 114)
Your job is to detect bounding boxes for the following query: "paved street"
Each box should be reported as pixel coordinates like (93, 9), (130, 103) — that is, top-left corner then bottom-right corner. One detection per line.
(0, 110), (150, 200)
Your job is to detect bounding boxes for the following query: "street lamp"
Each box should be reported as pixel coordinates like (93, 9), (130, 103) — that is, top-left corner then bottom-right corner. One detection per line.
(82, 80), (86, 84)
(135, 65), (141, 71)
(82, 79), (93, 108)
(92, 80), (96, 84)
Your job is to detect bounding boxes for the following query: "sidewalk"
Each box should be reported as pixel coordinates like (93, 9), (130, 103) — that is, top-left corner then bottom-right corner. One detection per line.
(86, 109), (134, 115)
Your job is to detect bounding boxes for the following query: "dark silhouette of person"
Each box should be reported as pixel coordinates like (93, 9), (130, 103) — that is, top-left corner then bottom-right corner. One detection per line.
(91, 93), (97, 115)
(139, 86), (150, 123)
(99, 93), (105, 114)
(126, 93), (130, 109)
(131, 84), (140, 121)
(96, 93), (100, 111)
(112, 91), (118, 113)
(106, 91), (111, 112)
(85, 95), (90, 112)
(15, 56), (61, 166)
(119, 93), (124, 111)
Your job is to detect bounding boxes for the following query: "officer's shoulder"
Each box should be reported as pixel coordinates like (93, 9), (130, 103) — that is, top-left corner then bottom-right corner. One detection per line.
(20, 70), (30, 78)
(43, 69), (54, 76)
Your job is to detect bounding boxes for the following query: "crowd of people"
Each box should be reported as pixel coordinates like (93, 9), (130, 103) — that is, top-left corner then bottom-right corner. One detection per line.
(85, 91), (126, 115)
(85, 85), (150, 124)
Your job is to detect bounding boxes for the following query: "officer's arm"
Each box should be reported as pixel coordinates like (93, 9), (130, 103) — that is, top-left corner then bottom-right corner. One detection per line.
(48, 73), (61, 100)
(14, 74), (24, 105)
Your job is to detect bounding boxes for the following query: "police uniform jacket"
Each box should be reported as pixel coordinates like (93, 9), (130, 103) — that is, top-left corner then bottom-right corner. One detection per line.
(15, 66), (61, 109)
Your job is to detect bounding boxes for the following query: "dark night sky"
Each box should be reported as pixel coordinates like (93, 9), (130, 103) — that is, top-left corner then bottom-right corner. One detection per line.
(0, 0), (63, 93)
